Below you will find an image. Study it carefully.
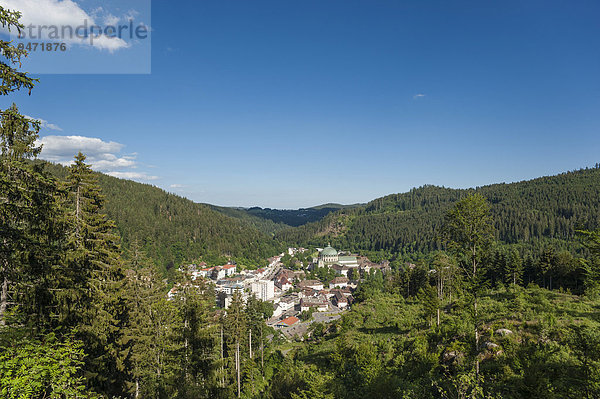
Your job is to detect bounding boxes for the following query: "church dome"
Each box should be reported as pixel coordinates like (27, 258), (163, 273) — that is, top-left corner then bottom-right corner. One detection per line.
(321, 246), (338, 256)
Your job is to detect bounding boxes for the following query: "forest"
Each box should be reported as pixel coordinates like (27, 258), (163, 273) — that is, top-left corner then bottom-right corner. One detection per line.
(276, 169), (600, 263)
(42, 162), (283, 272)
(3, 5), (600, 399)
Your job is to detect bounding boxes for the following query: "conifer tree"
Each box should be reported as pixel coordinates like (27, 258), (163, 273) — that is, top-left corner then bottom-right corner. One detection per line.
(0, 6), (62, 332)
(505, 248), (523, 287)
(172, 278), (218, 397)
(64, 152), (130, 395)
(224, 291), (247, 397)
(442, 193), (494, 375)
(124, 255), (167, 398)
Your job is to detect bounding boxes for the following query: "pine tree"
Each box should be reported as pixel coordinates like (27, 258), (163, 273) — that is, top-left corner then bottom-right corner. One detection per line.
(0, 104), (64, 331)
(418, 284), (439, 327)
(442, 193), (494, 376)
(172, 278), (218, 397)
(504, 248), (523, 287)
(64, 152), (131, 396)
(124, 256), (167, 398)
(224, 291), (247, 397)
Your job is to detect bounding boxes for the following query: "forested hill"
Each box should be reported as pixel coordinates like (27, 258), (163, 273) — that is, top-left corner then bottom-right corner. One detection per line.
(42, 162), (282, 270)
(211, 203), (363, 230)
(276, 166), (600, 257)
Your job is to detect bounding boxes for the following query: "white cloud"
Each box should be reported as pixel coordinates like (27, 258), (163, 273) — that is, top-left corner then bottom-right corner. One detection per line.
(169, 184), (184, 188)
(0, 0), (130, 52)
(107, 171), (158, 181)
(24, 115), (62, 131)
(36, 135), (158, 182)
(413, 93), (426, 99)
(37, 135), (123, 167)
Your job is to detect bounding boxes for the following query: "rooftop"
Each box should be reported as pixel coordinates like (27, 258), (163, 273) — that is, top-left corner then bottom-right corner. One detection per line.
(278, 316), (299, 327)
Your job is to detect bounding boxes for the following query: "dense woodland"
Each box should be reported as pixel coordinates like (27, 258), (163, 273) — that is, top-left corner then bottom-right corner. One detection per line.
(43, 162), (283, 272)
(3, 6), (600, 399)
(277, 169), (600, 261)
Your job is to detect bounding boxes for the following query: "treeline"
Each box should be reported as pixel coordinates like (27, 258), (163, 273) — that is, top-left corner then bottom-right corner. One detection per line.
(277, 170), (600, 258)
(43, 162), (283, 272)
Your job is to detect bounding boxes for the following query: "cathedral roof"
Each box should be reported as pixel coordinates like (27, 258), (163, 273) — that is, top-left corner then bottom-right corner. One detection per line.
(321, 246), (338, 256)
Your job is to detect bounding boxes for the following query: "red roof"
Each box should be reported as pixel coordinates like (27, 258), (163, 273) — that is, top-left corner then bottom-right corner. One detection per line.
(278, 316), (299, 326)
(222, 264), (236, 269)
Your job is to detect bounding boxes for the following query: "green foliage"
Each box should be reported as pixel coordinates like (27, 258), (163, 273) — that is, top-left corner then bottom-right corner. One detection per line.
(282, 287), (600, 399)
(417, 284), (439, 326)
(0, 334), (98, 398)
(579, 229), (600, 295)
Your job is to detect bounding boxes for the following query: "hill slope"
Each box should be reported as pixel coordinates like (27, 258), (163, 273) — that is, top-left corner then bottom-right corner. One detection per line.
(43, 162), (282, 269)
(276, 167), (600, 256)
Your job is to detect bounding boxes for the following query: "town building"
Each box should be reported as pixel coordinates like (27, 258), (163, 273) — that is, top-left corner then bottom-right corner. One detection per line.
(275, 275), (293, 291)
(251, 280), (275, 301)
(300, 296), (329, 312)
(276, 316), (300, 328)
(329, 276), (349, 289)
(333, 291), (348, 308)
(298, 279), (324, 291)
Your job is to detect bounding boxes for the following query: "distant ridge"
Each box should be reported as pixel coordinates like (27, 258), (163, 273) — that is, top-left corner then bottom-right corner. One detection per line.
(276, 166), (600, 257)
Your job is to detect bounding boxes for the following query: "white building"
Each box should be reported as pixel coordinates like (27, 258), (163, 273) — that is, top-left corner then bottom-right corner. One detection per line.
(251, 280), (275, 301)
(223, 264), (237, 276)
(273, 300), (295, 317)
(329, 276), (349, 289)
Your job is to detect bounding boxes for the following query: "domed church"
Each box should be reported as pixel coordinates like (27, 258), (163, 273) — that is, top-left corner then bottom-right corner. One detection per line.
(319, 245), (339, 264)
(316, 244), (360, 270)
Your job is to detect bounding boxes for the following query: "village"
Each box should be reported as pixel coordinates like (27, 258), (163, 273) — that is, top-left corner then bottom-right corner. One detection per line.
(170, 245), (391, 338)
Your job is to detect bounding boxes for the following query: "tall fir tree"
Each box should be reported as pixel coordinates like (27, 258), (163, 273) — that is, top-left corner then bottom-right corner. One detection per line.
(64, 152), (131, 396)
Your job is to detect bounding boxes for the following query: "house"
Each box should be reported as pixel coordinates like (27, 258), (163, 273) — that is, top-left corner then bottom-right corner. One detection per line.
(216, 281), (244, 295)
(322, 290), (335, 300)
(300, 296), (329, 312)
(298, 279), (324, 291)
(329, 276), (349, 289)
(275, 275), (293, 291)
(330, 288), (352, 297)
(332, 264), (350, 277)
(197, 267), (214, 279)
(211, 267), (226, 280)
(298, 288), (318, 299)
(276, 316), (300, 328)
(333, 291), (348, 308)
(222, 264), (237, 276)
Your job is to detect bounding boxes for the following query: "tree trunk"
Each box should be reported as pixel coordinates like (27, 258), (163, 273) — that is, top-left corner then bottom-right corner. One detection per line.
(249, 328), (252, 359)
(220, 326), (225, 388)
(0, 276), (8, 326)
(475, 295), (479, 375)
(236, 340), (241, 398)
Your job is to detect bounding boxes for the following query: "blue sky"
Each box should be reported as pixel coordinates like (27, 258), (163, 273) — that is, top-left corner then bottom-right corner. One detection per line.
(2, 0), (599, 208)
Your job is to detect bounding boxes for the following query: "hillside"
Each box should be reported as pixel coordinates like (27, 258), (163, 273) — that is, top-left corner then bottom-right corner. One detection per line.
(42, 162), (282, 270)
(209, 203), (363, 234)
(276, 167), (600, 257)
